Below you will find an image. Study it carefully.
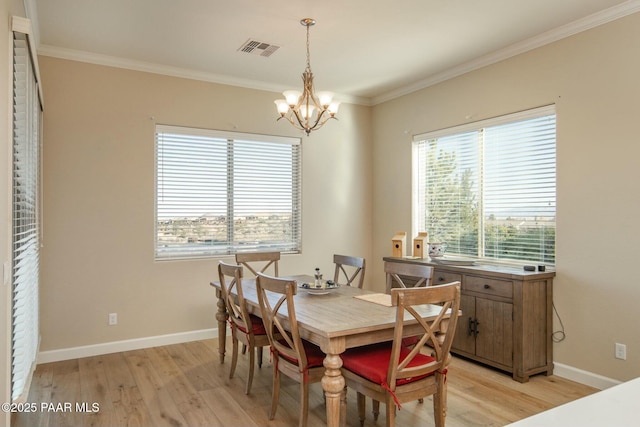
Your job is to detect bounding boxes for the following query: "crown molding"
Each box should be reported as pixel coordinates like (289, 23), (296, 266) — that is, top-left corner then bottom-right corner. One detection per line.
(37, 44), (369, 106)
(36, 44), (286, 92)
(372, 0), (640, 105)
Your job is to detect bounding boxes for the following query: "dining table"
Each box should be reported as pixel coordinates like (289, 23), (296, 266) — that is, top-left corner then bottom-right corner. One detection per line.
(210, 274), (453, 427)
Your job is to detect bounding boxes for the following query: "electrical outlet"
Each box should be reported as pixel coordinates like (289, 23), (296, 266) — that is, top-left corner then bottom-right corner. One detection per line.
(615, 343), (626, 360)
(108, 313), (118, 326)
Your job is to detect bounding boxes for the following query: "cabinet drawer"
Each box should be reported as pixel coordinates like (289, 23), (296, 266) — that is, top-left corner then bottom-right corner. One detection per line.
(465, 276), (513, 299)
(432, 271), (462, 285)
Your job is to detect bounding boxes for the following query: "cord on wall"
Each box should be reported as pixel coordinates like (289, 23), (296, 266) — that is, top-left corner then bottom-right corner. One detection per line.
(552, 302), (566, 343)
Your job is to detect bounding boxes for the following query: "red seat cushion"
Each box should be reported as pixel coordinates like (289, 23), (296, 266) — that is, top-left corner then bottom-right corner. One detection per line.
(236, 314), (267, 335)
(401, 335), (420, 347)
(278, 339), (325, 369)
(342, 343), (435, 387)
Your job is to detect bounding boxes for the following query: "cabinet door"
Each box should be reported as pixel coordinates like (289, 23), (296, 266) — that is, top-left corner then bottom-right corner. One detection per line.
(452, 294), (476, 354)
(475, 298), (513, 368)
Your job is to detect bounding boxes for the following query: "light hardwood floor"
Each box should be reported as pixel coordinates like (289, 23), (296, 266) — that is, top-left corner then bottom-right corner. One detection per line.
(14, 338), (597, 427)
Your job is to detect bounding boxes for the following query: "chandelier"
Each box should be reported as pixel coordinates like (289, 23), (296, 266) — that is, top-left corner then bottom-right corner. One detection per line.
(274, 18), (340, 136)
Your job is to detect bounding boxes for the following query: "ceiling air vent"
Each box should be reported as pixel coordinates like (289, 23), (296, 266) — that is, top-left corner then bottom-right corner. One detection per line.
(238, 39), (280, 57)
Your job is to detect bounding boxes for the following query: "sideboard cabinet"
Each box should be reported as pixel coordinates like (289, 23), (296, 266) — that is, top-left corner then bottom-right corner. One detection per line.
(383, 257), (555, 382)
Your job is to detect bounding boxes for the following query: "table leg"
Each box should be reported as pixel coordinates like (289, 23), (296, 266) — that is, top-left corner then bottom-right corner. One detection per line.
(215, 288), (227, 364)
(322, 353), (345, 427)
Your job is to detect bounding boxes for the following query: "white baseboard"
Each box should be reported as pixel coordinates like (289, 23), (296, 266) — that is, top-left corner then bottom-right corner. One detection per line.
(553, 362), (622, 390)
(38, 333), (623, 391)
(37, 328), (219, 364)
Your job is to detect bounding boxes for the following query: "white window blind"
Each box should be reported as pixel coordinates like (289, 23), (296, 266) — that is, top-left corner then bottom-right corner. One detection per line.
(11, 28), (42, 403)
(155, 125), (302, 259)
(413, 105), (556, 265)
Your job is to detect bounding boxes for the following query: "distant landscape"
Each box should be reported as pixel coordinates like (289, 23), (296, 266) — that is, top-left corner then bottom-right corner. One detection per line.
(156, 213), (295, 251)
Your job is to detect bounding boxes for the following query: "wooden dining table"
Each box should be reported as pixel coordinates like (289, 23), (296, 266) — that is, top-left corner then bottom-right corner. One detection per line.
(210, 274), (451, 427)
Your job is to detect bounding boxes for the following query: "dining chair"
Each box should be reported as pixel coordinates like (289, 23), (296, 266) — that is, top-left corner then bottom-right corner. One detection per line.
(377, 260), (436, 415)
(234, 252), (281, 356)
(236, 251), (280, 277)
(255, 273), (326, 427)
(333, 254), (366, 288)
(384, 260), (433, 293)
(341, 282), (461, 427)
(217, 261), (271, 395)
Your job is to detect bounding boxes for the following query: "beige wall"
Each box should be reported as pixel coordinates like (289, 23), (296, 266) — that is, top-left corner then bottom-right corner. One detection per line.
(37, 57), (372, 351)
(371, 13), (640, 381)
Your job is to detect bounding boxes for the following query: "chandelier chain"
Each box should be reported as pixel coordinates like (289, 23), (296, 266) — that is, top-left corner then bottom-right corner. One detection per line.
(305, 23), (311, 72)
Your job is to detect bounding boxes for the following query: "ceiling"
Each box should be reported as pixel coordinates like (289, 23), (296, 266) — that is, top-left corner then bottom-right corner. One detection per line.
(30, 0), (639, 105)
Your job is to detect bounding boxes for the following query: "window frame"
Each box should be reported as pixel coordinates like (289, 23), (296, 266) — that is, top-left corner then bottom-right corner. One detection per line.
(154, 125), (302, 260)
(412, 105), (556, 266)
(11, 18), (43, 404)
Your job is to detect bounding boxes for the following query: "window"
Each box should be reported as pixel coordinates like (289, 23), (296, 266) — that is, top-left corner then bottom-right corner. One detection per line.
(155, 125), (302, 260)
(413, 105), (556, 265)
(12, 23), (42, 402)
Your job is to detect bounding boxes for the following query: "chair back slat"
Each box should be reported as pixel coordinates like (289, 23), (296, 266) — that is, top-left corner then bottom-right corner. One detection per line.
(333, 254), (366, 288)
(255, 273), (308, 369)
(218, 261), (251, 333)
(236, 251), (280, 277)
(388, 283), (461, 387)
(384, 261), (433, 292)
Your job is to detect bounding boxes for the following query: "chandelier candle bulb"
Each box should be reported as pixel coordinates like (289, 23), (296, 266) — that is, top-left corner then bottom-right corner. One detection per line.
(274, 99), (289, 115)
(316, 91), (334, 107)
(300, 104), (315, 119)
(283, 90), (302, 106)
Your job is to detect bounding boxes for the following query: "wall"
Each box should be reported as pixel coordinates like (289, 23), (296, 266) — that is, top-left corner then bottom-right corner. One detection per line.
(371, 12), (640, 382)
(37, 57), (372, 353)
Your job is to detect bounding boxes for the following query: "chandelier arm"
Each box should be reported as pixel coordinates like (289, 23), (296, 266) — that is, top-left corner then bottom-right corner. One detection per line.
(283, 99), (337, 135)
(306, 73), (323, 110)
(294, 72), (323, 110)
(316, 110), (339, 128)
(277, 113), (308, 133)
(308, 92), (323, 110)
(308, 108), (330, 131)
(306, 115), (337, 135)
(290, 109), (310, 133)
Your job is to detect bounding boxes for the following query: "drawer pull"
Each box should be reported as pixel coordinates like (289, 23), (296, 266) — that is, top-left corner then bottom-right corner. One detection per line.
(468, 318), (480, 336)
(484, 284), (491, 289)
(438, 277), (446, 282)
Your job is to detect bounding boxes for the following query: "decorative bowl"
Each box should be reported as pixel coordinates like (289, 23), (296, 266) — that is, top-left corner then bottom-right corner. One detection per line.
(428, 243), (447, 258)
(300, 280), (338, 295)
